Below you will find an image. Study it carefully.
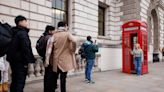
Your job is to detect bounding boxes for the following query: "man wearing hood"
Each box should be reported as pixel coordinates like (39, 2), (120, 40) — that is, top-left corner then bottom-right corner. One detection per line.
(7, 15), (35, 92)
(82, 36), (99, 84)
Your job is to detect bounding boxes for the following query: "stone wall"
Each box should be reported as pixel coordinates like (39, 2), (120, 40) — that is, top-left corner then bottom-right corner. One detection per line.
(121, 0), (140, 21)
(158, 6), (164, 48)
(71, 0), (98, 41)
(106, 0), (123, 45)
(0, 0), (124, 50)
(140, 0), (164, 48)
(72, 0), (123, 46)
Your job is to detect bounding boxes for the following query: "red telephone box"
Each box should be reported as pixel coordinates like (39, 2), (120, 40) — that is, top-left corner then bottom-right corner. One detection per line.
(122, 20), (148, 74)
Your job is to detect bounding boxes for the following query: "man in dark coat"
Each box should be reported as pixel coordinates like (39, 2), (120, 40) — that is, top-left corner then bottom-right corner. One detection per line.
(7, 15), (35, 92)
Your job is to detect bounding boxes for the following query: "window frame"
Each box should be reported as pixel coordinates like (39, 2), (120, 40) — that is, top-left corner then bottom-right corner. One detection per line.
(52, 0), (69, 27)
(98, 6), (105, 36)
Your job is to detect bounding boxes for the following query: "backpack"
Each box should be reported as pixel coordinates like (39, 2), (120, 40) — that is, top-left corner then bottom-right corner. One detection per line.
(0, 22), (13, 57)
(36, 35), (50, 57)
(78, 44), (89, 59)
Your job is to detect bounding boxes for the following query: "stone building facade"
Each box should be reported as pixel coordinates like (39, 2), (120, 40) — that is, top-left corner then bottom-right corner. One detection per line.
(0, 0), (164, 72)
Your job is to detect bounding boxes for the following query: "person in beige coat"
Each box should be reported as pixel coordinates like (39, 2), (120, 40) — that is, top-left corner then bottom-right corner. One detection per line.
(0, 55), (9, 92)
(45, 21), (76, 92)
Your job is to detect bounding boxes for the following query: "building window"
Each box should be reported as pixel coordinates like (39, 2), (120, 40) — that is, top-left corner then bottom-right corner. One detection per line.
(98, 6), (105, 36)
(52, 0), (68, 27)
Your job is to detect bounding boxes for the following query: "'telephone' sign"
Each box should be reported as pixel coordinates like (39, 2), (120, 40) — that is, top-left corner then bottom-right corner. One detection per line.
(124, 27), (139, 31)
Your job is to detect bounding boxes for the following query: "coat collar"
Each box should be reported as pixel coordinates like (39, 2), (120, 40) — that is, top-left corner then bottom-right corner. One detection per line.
(12, 26), (30, 33)
(57, 27), (66, 32)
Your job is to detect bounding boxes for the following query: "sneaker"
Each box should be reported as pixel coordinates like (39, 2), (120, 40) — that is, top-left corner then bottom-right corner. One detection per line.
(84, 79), (89, 83)
(87, 80), (95, 84)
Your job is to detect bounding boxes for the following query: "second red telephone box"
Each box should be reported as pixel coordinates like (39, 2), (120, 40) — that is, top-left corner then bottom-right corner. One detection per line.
(122, 20), (148, 74)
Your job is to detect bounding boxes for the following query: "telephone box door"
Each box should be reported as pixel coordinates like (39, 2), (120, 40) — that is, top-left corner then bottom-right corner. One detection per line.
(122, 33), (131, 73)
(141, 31), (148, 74)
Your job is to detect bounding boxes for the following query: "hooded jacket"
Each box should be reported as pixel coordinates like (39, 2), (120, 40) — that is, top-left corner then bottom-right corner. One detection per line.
(7, 26), (35, 65)
(82, 40), (99, 60)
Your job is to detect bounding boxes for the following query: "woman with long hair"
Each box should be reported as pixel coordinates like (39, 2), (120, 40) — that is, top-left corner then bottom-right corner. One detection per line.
(131, 43), (143, 76)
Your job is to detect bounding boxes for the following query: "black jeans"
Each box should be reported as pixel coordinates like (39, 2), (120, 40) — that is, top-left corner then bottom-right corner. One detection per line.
(44, 65), (57, 92)
(10, 62), (28, 92)
(56, 68), (67, 92)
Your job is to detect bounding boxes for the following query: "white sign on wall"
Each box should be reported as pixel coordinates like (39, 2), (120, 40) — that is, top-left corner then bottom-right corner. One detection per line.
(141, 26), (147, 31)
(124, 27), (139, 31)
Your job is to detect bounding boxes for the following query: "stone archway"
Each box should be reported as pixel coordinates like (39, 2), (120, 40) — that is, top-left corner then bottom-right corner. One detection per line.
(147, 0), (160, 52)
(147, 0), (161, 62)
(151, 9), (159, 52)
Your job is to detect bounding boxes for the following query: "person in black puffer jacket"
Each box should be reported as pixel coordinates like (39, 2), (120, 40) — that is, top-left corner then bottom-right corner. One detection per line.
(7, 15), (35, 92)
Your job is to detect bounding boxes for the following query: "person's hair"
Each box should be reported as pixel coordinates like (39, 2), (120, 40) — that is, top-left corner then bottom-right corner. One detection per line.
(43, 25), (55, 35)
(15, 15), (27, 26)
(87, 36), (92, 41)
(58, 21), (67, 27)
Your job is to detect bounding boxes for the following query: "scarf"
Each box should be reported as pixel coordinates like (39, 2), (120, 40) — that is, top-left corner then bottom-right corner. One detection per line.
(57, 27), (66, 32)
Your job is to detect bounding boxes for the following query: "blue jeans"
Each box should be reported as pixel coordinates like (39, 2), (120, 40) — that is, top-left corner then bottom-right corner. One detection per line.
(134, 57), (142, 75)
(85, 59), (95, 81)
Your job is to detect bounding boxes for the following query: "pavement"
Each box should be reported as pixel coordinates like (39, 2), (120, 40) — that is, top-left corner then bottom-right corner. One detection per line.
(24, 62), (164, 92)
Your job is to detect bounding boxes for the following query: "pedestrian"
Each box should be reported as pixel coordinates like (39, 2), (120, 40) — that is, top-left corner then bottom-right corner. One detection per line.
(36, 25), (57, 92)
(0, 55), (9, 92)
(130, 43), (143, 76)
(81, 36), (99, 84)
(45, 21), (76, 92)
(161, 47), (164, 62)
(6, 15), (36, 92)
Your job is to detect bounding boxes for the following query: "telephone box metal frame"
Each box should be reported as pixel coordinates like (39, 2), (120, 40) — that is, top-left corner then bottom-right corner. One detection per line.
(122, 20), (148, 74)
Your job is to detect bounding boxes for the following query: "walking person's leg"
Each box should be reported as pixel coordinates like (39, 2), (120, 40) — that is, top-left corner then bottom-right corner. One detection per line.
(60, 71), (67, 92)
(85, 60), (89, 81)
(87, 59), (95, 83)
(54, 70), (59, 92)
(44, 66), (48, 92)
(57, 68), (67, 92)
(10, 63), (28, 92)
(134, 58), (137, 73)
(137, 57), (142, 75)
(10, 67), (17, 92)
(51, 69), (58, 91)
(44, 65), (55, 92)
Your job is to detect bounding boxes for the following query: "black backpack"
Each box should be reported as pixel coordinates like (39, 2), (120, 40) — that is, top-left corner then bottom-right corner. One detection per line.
(0, 22), (13, 57)
(36, 35), (50, 57)
(78, 44), (89, 59)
